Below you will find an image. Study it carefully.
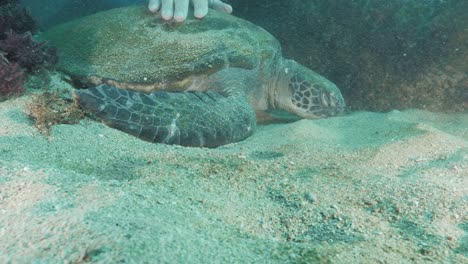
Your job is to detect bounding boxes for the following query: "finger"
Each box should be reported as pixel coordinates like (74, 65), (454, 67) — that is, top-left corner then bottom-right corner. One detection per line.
(211, 0), (232, 14)
(174, 0), (189, 22)
(148, 0), (161, 13)
(193, 0), (209, 18)
(161, 0), (174, 20)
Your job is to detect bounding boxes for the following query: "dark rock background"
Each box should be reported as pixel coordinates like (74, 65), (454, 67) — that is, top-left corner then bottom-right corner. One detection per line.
(228, 0), (467, 112)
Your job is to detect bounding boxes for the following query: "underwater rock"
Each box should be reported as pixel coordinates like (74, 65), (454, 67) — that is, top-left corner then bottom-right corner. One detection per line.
(231, 0), (468, 111)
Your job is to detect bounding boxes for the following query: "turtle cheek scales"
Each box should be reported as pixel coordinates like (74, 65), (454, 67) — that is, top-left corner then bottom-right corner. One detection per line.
(288, 73), (344, 118)
(75, 84), (256, 147)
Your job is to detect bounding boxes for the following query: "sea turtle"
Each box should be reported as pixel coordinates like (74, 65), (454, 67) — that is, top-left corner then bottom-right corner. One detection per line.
(42, 5), (345, 147)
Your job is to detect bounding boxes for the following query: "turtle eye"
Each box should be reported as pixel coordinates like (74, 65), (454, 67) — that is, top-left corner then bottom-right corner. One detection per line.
(321, 92), (329, 107)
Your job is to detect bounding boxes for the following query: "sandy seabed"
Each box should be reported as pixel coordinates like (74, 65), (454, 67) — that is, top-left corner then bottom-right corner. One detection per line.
(0, 92), (466, 263)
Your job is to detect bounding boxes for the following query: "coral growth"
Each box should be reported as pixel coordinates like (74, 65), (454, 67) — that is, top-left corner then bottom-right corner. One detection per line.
(0, 53), (25, 99)
(0, 30), (57, 72)
(26, 92), (84, 137)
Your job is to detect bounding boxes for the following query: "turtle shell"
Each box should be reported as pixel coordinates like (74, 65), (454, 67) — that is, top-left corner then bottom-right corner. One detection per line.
(41, 5), (282, 92)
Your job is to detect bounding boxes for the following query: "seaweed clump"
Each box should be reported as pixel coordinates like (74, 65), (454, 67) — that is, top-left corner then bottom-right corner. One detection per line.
(0, 53), (24, 99)
(0, 30), (57, 71)
(25, 92), (84, 137)
(0, 0), (57, 100)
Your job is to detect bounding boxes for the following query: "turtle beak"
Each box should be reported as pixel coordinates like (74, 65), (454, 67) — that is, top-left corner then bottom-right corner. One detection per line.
(319, 90), (345, 117)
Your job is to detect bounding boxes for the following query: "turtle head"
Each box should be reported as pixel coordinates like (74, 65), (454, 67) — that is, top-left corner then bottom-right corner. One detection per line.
(274, 59), (345, 119)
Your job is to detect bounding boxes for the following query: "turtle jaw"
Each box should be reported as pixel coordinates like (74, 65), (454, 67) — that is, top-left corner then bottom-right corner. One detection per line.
(274, 59), (345, 119)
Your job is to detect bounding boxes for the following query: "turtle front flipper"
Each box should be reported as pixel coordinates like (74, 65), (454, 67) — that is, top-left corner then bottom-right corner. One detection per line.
(74, 84), (256, 147)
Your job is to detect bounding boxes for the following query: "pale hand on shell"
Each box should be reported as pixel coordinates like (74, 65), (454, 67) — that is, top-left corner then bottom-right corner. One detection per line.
(148, 0), (232, 22)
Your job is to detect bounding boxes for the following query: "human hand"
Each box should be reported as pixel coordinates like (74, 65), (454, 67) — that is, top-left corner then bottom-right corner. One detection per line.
(148, 0), (232, 22)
